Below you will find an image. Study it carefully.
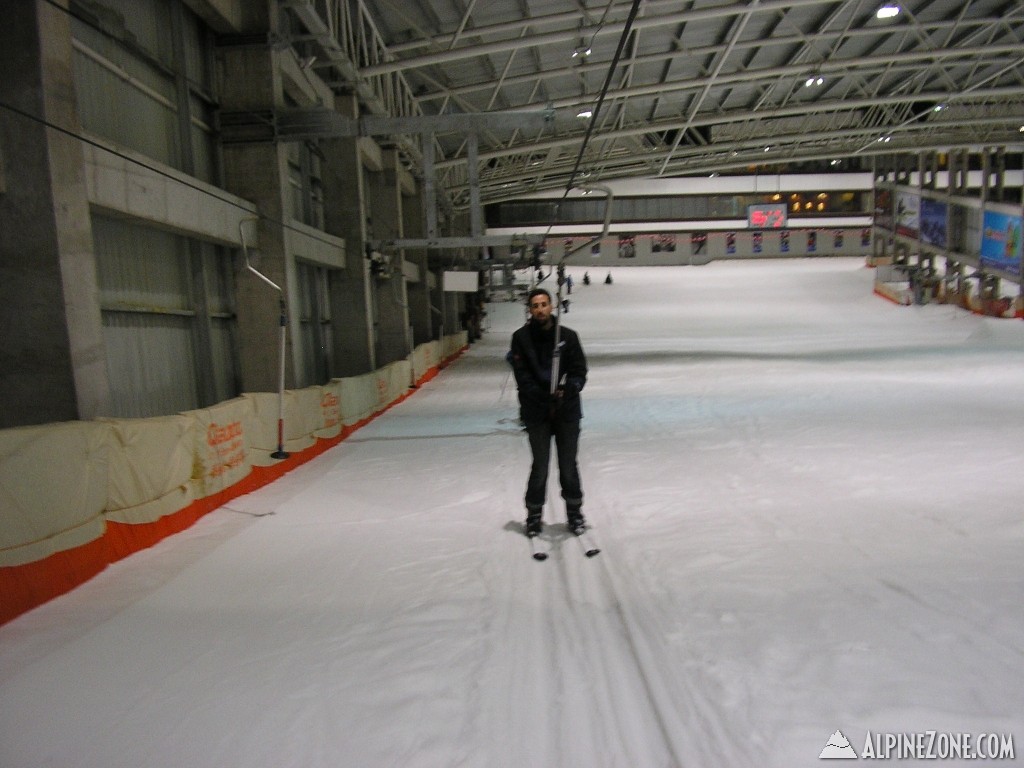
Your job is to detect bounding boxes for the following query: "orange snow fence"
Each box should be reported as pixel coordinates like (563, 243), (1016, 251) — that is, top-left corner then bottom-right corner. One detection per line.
(0, 339), (467, 626)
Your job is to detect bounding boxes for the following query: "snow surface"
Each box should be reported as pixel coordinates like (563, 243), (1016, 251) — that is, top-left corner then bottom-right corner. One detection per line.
(2, 258), (1023, 768)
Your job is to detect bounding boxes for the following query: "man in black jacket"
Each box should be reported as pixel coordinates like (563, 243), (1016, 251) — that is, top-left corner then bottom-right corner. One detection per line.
(508, 288), (588, 537)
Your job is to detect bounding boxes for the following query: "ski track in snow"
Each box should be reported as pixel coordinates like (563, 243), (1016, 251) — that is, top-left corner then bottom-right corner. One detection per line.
(2, 259), (1024, 768)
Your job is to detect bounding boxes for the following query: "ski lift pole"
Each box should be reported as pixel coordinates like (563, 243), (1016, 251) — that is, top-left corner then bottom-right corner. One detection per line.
(549, 183), (613, 397)
(549, 262), (567, 399)
(239, 219), (290, 460)
(270, 294), (290, 459)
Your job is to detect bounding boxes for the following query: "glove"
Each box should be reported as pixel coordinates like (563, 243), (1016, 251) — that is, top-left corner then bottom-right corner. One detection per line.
(563, 378), (583, 396)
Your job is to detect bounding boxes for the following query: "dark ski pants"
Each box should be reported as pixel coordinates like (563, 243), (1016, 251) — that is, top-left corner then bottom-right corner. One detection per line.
(524, 418), (583, 513)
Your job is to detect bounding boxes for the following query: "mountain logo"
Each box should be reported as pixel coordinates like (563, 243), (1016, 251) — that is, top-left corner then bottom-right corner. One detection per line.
(820, 730), (858, 759)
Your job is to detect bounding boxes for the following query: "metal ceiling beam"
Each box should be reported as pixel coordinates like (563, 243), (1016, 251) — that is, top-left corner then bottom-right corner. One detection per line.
(375, 0), (842, 61)
(658, 0), (760, 175)
(223, 107), (555, 142)
(284, 0), (1023, 212)
(409, 21), (1016, 103)
(431, 85), (1024, 171)
(419, 41), (1021, 117)
(362, 109), (553, 136)
(360, 0), (838, 76)
(440, 111), (1024, 201)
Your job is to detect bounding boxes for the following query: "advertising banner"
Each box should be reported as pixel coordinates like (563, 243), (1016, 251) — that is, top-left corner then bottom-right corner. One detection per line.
(919, 198), (947, 247)
(980, 210), (1023, 275)
(895, 191), (920, 237)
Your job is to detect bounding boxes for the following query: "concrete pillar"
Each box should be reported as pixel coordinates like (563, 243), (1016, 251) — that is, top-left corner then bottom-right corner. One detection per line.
(321, 93), (374, 375)
(436, 261), (466, 344)
(224, 143), (293, 392)
(402, 185), (434, 346)
(367, 149), (411, 366)
(219, 44), (294, 393)
(0, 0), (109, 427)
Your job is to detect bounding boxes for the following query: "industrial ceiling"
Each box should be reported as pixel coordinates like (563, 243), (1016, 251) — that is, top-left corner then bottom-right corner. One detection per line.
(282, 0), (1024, 211)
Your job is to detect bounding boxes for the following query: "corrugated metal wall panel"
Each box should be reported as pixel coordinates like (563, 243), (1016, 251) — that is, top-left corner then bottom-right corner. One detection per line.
(208, 319), (237, 405)
(102, 312), (198, 418)
(93, 215), (238, 418)
(93, 218), (191, 311)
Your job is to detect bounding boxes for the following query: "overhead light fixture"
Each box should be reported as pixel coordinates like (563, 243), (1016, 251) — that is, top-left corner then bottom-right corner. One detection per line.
(805, 76), (824, 87)
(572, 37), (592, 59)
(876, 4), (900, 19)
(576, 109), (593, 119)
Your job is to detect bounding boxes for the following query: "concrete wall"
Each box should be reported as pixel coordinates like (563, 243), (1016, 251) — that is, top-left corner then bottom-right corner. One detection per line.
(0, 0), (108, 427)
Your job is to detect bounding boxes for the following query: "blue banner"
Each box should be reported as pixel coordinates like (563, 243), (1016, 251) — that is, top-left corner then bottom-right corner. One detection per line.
(920, 198), (947, 247)
(980, 210), (1023, 274)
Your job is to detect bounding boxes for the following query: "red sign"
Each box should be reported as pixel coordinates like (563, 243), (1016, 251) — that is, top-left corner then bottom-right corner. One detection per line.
(748, 204), (788, 229)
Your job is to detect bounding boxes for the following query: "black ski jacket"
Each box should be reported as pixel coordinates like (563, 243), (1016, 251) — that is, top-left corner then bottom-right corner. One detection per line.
(509, 318), (588, 425)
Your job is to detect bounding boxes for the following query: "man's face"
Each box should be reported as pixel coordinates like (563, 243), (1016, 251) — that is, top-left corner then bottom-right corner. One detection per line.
(529, 293), (553, 326)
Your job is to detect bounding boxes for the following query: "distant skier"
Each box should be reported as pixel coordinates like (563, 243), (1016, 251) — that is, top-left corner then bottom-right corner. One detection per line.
(583, 272), (591, 285)
(507, 288), (588, 538)
(604, 271), (613, 284)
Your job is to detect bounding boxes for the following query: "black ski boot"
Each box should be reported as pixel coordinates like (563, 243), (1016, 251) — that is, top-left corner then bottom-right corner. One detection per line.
(525, 508), (543, 538)
(567, 507), (586, 536)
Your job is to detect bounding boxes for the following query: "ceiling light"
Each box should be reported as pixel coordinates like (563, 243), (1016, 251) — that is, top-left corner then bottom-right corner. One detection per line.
(876, 4), (900, 19)
(576, 109), (593, 119)
(805, 76), (824, 87)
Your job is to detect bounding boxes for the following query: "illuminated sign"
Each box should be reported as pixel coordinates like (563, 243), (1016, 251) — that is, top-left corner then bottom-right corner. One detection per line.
(747, 203), (788, 229)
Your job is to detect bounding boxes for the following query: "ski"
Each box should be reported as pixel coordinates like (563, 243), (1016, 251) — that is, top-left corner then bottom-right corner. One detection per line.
(528, 535), (549, 561)
(574, 528), (601, 558)
(524, 525), (598, 559)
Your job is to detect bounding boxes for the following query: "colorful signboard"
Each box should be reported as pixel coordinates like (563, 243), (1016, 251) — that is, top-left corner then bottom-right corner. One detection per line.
(919, 198), (947, 248)
(980, 210), (1023, 274)
(747, 203), (788, 229)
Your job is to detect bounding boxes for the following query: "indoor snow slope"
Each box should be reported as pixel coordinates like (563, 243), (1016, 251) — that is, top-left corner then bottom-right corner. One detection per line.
(2, 258), (1023, 768)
